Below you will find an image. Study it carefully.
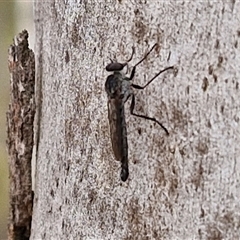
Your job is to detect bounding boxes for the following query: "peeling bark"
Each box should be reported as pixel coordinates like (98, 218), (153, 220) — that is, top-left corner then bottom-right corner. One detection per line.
(7, 30), (35, 240)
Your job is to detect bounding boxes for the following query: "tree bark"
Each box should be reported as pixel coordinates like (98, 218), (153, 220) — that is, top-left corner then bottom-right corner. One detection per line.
(7, 30), (34, 240)
(31, 1), (240, 239)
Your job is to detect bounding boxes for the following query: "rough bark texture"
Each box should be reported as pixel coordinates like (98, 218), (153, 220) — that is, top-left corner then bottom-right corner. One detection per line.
(7, 30), (34, 240)
(32, 1), (240, 239)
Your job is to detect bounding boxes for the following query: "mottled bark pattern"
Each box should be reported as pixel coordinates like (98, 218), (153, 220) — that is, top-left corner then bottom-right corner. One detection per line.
(6, 30), (35, 240)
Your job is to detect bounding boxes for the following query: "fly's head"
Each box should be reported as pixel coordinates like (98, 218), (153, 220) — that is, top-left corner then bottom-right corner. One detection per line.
(106, 60), (128, 72)
(106, 46), (135, 73)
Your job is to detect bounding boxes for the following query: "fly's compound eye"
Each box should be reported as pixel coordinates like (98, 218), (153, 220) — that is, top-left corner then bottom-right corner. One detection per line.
(106, 62), (127, 72)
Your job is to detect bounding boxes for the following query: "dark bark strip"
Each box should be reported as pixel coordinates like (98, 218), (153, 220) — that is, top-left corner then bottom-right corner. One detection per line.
(6, 30), (35, 240)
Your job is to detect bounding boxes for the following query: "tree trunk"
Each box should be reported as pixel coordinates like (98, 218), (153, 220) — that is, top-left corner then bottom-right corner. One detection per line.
(31, 1), (240, 239)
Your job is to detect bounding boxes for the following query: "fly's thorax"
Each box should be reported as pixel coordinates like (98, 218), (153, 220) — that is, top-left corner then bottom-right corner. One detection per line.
(121, 78), (133, 103)
(105, 71), (126, 98)
(105, 74), (119, 98)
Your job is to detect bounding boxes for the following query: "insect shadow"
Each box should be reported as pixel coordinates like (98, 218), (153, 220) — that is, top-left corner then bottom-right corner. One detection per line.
(105, 44), (174, 182)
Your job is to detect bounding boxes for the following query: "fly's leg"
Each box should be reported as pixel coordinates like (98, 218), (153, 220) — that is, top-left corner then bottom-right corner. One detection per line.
(133, 43), (158, 68)
(130, 66), (174, 135)
(130, 94), (169, 135)
(126, 46), (135, 62)
(131, 66), (174, 89)
(129, 43), (159, 80)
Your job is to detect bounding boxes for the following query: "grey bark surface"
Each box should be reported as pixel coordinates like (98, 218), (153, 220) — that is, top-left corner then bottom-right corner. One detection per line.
(32, 1), (240, 239)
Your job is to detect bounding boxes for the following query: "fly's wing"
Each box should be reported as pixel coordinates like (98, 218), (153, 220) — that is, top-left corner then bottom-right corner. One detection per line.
(105, 74), (129, 181)
(107, 97), (128, 162)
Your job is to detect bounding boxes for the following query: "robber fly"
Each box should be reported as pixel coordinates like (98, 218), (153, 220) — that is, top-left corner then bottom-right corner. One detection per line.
(105, 43), (174, 181)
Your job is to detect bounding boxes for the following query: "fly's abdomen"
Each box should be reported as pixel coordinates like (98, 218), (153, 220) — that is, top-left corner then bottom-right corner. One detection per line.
(107, 97), (129, 181)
